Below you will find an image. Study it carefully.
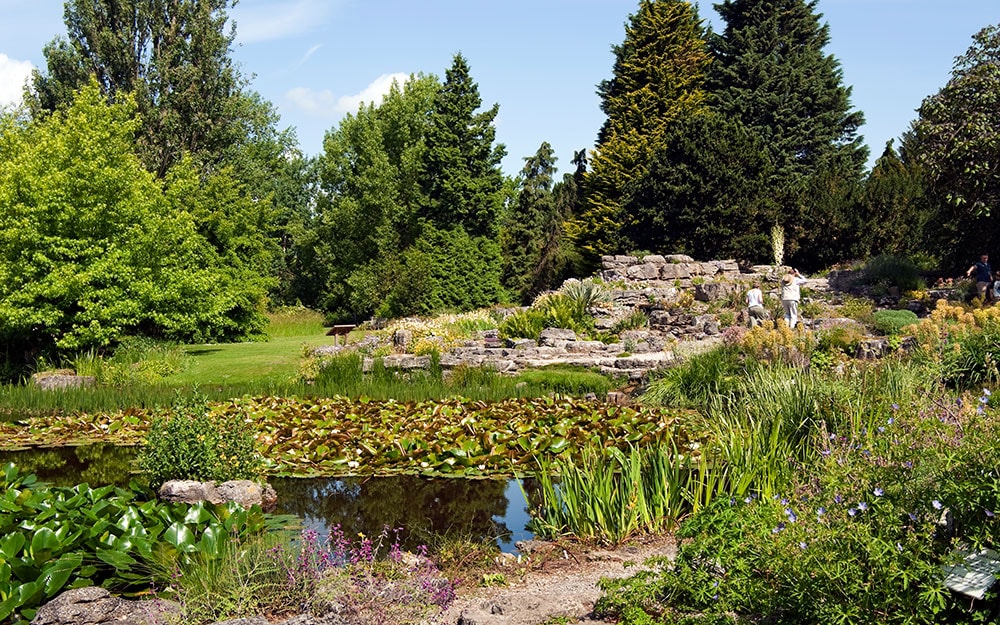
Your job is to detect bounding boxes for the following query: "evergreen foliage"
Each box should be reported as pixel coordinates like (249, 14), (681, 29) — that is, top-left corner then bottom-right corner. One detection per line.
(626, 111), (776, 262)
(417, 54), (507, 238)
(709, 0), (867, 265)
(569, 0), (711, 270)
(500, 142), (559, 303)
(856, 142), (929, 260)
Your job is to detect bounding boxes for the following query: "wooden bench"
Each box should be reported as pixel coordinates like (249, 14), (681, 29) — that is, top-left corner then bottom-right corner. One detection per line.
(325, 324), (356, 346)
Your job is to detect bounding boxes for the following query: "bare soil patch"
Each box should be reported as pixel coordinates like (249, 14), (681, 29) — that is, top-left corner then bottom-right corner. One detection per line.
(441, 536), (676, 625)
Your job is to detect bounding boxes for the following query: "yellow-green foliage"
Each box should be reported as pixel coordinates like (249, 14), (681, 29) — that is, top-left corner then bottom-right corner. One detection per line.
(907, 299), (1000, 349)
(739, 323), (815, 364)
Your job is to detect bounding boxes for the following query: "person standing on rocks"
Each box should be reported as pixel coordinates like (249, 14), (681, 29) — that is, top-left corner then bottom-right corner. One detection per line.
(966, 253), (992, 301)
(780, 267), (808, 329)
(746, 282), (767, 328)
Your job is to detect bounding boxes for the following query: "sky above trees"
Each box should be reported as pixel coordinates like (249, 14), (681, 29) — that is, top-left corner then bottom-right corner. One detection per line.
(0, 0), (995, 177)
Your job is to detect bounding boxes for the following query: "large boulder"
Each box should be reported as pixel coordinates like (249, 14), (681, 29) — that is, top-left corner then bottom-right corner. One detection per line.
(158, 480), (277, 511)
(31, 586), (180, 625)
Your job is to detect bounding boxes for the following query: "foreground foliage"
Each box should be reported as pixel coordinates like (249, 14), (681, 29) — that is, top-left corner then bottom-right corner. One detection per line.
(0, 463), (280, 625)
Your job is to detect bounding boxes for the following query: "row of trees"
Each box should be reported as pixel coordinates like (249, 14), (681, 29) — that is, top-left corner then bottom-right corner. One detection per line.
(0, 0), (998, 373)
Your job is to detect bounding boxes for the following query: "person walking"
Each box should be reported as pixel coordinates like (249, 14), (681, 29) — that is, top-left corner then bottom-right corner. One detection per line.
(967, 253), (993, 301)
(746, 282), (767, 328)
(780, 267), (808, 329)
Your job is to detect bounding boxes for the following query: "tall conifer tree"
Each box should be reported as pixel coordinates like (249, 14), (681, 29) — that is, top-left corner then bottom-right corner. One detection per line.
(568, 0), (710, 270)
(709, 0), (866, 263)
(417, 53), (506, 238)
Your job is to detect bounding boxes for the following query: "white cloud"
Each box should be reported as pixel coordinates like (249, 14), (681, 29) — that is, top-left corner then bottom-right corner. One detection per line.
(286, 73), (409, 117)
(0, 54), (33, 107)
(231, 0), (338, 44)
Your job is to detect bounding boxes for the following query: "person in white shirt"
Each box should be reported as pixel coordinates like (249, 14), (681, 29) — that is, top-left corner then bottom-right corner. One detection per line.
(780, 268), (808, 329)
(746, 283), (767, 328)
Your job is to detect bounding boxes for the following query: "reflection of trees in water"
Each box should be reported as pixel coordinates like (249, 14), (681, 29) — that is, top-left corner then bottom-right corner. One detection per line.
(273, 476), (519, 549)
(0, 444), (138, 487)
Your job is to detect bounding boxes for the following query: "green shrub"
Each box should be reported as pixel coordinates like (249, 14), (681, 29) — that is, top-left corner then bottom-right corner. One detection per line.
(595, 390), (1000, 624)
(611, 308), (649, 334)
(498, 308), (547, 341)
(862, 254), (923, 291)
(138, 391), (264, 486)
(839, 294), (876, 325)
(873, 309), (919, 335)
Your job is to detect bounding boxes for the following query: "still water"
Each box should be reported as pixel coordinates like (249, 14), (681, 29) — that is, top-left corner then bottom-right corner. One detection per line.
(0, 444), (537, 552)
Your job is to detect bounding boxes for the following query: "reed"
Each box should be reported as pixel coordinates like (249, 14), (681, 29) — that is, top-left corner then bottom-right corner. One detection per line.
(529, 443), (698, 545)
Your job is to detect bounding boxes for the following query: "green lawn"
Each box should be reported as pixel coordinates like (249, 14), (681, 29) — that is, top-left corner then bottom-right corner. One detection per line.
(163, 333), (341, 386)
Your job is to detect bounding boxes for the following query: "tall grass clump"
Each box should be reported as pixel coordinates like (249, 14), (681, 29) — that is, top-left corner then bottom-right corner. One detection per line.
(266, 306), (328, 338)
(641, 345), (746, 409)
(530, 443), (699, 544)
(72, 336), (187, 386)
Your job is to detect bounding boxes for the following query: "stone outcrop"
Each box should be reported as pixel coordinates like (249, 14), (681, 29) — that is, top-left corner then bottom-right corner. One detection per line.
(31, 371), (96, 391)
(30, 586), (180, 625)
(158, 479), (277, 511)
(601, 255), (741, 288)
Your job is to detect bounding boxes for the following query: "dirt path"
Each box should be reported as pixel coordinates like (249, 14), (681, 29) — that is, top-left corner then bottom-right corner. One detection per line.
(440, 536), (676, 625)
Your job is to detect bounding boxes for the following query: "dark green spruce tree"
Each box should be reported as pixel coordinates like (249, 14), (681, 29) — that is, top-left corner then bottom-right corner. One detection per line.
(568, 0), (711, 270)
(709, 0), (867, 266)
(410, 53), (508, 312)
(500, 142), (559, 303)
(855, 141), (928, 260)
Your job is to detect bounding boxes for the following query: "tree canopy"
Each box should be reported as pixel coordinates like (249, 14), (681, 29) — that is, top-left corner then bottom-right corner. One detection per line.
(0, 82), (269, 366)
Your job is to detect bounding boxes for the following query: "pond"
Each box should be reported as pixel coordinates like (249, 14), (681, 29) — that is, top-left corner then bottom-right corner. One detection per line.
(0, 444), (538, 552)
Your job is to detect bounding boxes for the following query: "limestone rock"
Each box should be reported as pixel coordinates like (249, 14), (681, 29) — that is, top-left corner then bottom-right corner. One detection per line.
(31, 587), (179, 625)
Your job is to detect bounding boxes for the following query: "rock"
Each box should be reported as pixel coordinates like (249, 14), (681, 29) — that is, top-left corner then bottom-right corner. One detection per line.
(694, 282), (736, 302)
(538, 328), (577, 346)
(31, 587), (180, 625)
(31, 371), (96, 391)
(158, 480), (276, 510)
(665, 254), (694, 263)
(158, 480), (223, 505)
(213, 619), (270, 625)
(381, 354), (432, 370)
(392, 329), (413, 350)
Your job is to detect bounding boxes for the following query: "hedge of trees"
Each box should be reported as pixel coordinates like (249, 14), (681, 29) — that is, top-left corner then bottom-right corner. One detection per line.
(1, 0), (999, 376)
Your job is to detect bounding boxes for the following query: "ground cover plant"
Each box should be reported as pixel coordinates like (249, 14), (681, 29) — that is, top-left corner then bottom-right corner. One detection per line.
(0, 463), (284, 625)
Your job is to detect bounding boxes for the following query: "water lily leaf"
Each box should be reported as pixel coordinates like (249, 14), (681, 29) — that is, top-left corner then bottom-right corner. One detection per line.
(96, 548), (138, 570)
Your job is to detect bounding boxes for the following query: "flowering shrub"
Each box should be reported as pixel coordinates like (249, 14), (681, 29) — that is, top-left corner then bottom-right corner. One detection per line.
(284, 525), (456, 623)
(906, 300), (1000, 388)
(737, 323), (815, 365)
(595, 390), (1000, 624)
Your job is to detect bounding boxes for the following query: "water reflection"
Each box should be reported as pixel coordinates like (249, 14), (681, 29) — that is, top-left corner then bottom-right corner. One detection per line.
(0, 446), (536, 551)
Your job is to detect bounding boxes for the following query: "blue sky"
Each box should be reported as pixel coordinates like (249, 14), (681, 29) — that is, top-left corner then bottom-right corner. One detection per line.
(0, 0), (996, 177)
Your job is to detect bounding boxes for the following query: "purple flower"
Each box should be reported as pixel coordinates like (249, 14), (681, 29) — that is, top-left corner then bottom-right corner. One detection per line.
(817, 507), (826, 517)
(834, 494), (843, 504)
(821, 449), (832, 457)
(798, 541), (807, 550)
(932, 500), (943, 510)
(848, 508), (857, 517)
(773, 522), (786, 534)
(891, 404), (899, 411)
(903, 460), (913, 469)
(781, 497), (789, 505)
(896, 542), (904, 552)
(888, 417), (895, 424)
(987, 509), (996, 518)
(784, 508), (798, 523)
(858, 501), (869, 511)
(908, 512), (918, 522)
(874, 488), (884, 497)
(877, 426), (886, 433)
